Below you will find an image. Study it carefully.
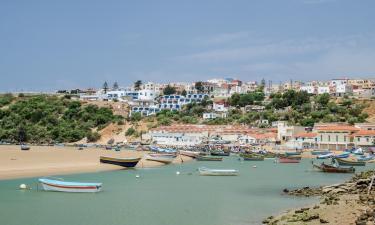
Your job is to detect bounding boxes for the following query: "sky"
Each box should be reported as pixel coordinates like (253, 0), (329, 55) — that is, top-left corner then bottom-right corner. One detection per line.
(0, 0), (375, 92)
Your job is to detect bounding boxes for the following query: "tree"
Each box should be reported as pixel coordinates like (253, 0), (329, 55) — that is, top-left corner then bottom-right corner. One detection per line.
(316, 93), (330, 107)
(113, 82), (119, 90)
(134, 80), (142, 91)
(17, 125), (27, 143)
(130, 112), (142, 122)
(163, 85), (177, 95)
(103, 81), (109, 94)
(125, 127), (136, 136)
(87, 132), (101, 142)
(181, 89), (187, 96)
(195, 81), (204, 93)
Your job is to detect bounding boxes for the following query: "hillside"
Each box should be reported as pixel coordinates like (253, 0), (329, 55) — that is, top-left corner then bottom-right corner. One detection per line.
(361, 99), (375, 123)
(0, 95), (123, 144)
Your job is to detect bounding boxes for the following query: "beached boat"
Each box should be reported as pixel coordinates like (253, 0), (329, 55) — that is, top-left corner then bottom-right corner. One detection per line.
(317, 153), (334, 159)
(148, 153), (176, 158)
(198, 167), (239, 176)
(38, 178), (102, 193)
(313, 163), (355, 173)
(311, 150), (331, 155)
(357, 155), (375, 162)
(335, 158), (366, 166)
(332, 152), (350, 159)
(210, 150), (230, 156)
(145, 154), (174, 164)
(278, 156), (301, 163)
(99, 156), (141, 168)
(196, 155), (223, 161)
(179, 150), (200, 158)
(353, 148), (364, 155)
(20, 145), (30, 150)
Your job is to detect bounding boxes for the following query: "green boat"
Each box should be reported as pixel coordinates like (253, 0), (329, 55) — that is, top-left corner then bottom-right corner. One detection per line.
(240, 153), (264, 161)
(196, 155), (223, 161)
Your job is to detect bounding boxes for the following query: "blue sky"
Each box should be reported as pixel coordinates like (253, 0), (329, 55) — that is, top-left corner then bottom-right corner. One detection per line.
(0, 0), (375, 91)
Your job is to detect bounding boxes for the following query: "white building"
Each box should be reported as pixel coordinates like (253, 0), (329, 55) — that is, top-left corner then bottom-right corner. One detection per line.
(317, 86), (330, 94)
(300, 86), (316, 94)
(149, 130), (207, 146)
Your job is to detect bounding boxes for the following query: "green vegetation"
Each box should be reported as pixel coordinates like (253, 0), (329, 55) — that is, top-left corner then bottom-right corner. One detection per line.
(125, 127), (137, 136)
(0, 93), (14, 107)
(0, 95), (122, 143)
(145, 90), (368, 127)
(163, 85), (177, 95)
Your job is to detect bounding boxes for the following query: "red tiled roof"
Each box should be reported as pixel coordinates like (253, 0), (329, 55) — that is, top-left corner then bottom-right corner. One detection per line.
(315, 125), (359, 132)
(353, 129), (375, 136)
(294, 132), (317, 138)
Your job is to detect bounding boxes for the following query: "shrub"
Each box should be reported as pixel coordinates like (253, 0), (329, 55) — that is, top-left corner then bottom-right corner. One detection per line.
(125, 127), (136, 136)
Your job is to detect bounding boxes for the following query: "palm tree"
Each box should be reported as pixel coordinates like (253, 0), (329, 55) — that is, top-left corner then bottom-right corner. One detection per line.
(113, 82), (119, 90)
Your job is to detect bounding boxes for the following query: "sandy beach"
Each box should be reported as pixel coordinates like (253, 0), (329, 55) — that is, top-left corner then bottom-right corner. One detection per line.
(0, 145), (192, 180)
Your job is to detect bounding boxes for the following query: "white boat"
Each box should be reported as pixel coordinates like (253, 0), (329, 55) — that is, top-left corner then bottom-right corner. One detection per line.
(317, 152), (334, 159)
(38, 178), (102, 193)
(179, 150), (200, 158)
(145, 154), (174, 164)
(198, 167), (239, 176)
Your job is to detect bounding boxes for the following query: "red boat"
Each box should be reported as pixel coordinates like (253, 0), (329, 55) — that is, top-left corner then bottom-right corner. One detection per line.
(278, 156), (301, 163)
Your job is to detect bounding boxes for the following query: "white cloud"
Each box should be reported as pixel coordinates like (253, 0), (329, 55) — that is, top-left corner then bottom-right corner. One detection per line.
(193, 32), (251, 45)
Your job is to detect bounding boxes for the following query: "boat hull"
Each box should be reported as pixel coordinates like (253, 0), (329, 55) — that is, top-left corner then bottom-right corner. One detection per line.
(100, 156), (141, 168)
(210, 151), (230, 156)
(313, 163), (355, 173)
(198, 168), (238, 176)
(179, 150), (200, 158)
(278, 157), (301, 163)
(335, 158), (366, 166)
(196, 155), (223, 161)
(38, 179), (102, 193)
(145, 155), (174, 164)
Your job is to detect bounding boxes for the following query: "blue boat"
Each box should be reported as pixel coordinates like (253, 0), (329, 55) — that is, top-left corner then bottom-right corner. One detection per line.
(357, 155), (375, 162)
(333, 152), (350, 159)
(311, 150), (331, 155)
(317, 153), (334, 159)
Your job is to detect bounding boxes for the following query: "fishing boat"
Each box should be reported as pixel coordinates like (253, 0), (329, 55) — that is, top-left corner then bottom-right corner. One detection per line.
(285, 151), (302, 156)
(278, 156), (301, 163)
(145, 154), (174, 164)
(353, 148), (364, 155)
(198, 167), (239, 176)
(196, 155), (223, 161)
(311, 150), (331, 155)
(148, 153), (176, 158)
(179, 150), (200, 158)
(335, 158), (366, 166)
(99, 156), (141, 168)
(317, 153), (334, 159)
(242, 154), (264, 161)
(313, 162), (355, 173)
(38, 178), (102, 193)
(357, 155), (375, 162)
(20, 145), (30, 150)
(332, 152), (350, 159)
(210, 150), (230, 156)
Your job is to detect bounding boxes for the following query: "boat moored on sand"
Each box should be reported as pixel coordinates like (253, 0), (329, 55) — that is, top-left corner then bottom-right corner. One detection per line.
(179, 150), (200, 158)
(145, 154), (174, 164)
(38, 178), (102, 193)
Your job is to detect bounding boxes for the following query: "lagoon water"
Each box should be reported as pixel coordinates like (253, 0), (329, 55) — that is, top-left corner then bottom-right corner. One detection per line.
(0, 156), (371, 225)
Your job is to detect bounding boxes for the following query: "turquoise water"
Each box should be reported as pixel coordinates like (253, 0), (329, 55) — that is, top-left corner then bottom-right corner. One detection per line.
(0, 157), (373, 225)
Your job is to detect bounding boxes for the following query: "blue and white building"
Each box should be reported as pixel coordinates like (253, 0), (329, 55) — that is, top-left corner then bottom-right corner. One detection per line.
(159, 94), (209, 110)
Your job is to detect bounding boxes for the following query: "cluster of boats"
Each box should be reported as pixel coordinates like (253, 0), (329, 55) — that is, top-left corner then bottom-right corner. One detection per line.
(34, 146), (374, 193)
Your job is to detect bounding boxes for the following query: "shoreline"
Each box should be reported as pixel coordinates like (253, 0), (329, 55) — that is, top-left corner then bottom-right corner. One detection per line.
(0, 145), (193, 181)
(263, 171), (375, 225)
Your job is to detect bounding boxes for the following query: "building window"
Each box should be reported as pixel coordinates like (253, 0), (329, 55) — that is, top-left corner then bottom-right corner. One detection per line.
(357, 137), (360, 142)
(328, 135), (330, 142)
(344, 136), (346, 142)
(320, 135), (323, 141)
(336, 135), (338, 142)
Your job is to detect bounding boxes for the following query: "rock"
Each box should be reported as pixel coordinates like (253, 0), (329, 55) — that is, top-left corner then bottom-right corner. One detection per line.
(356, 179), (371, 185)
(283, 188), (289, 193)
(320, 218), (329, 223)
(313, 205), (320, 209)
